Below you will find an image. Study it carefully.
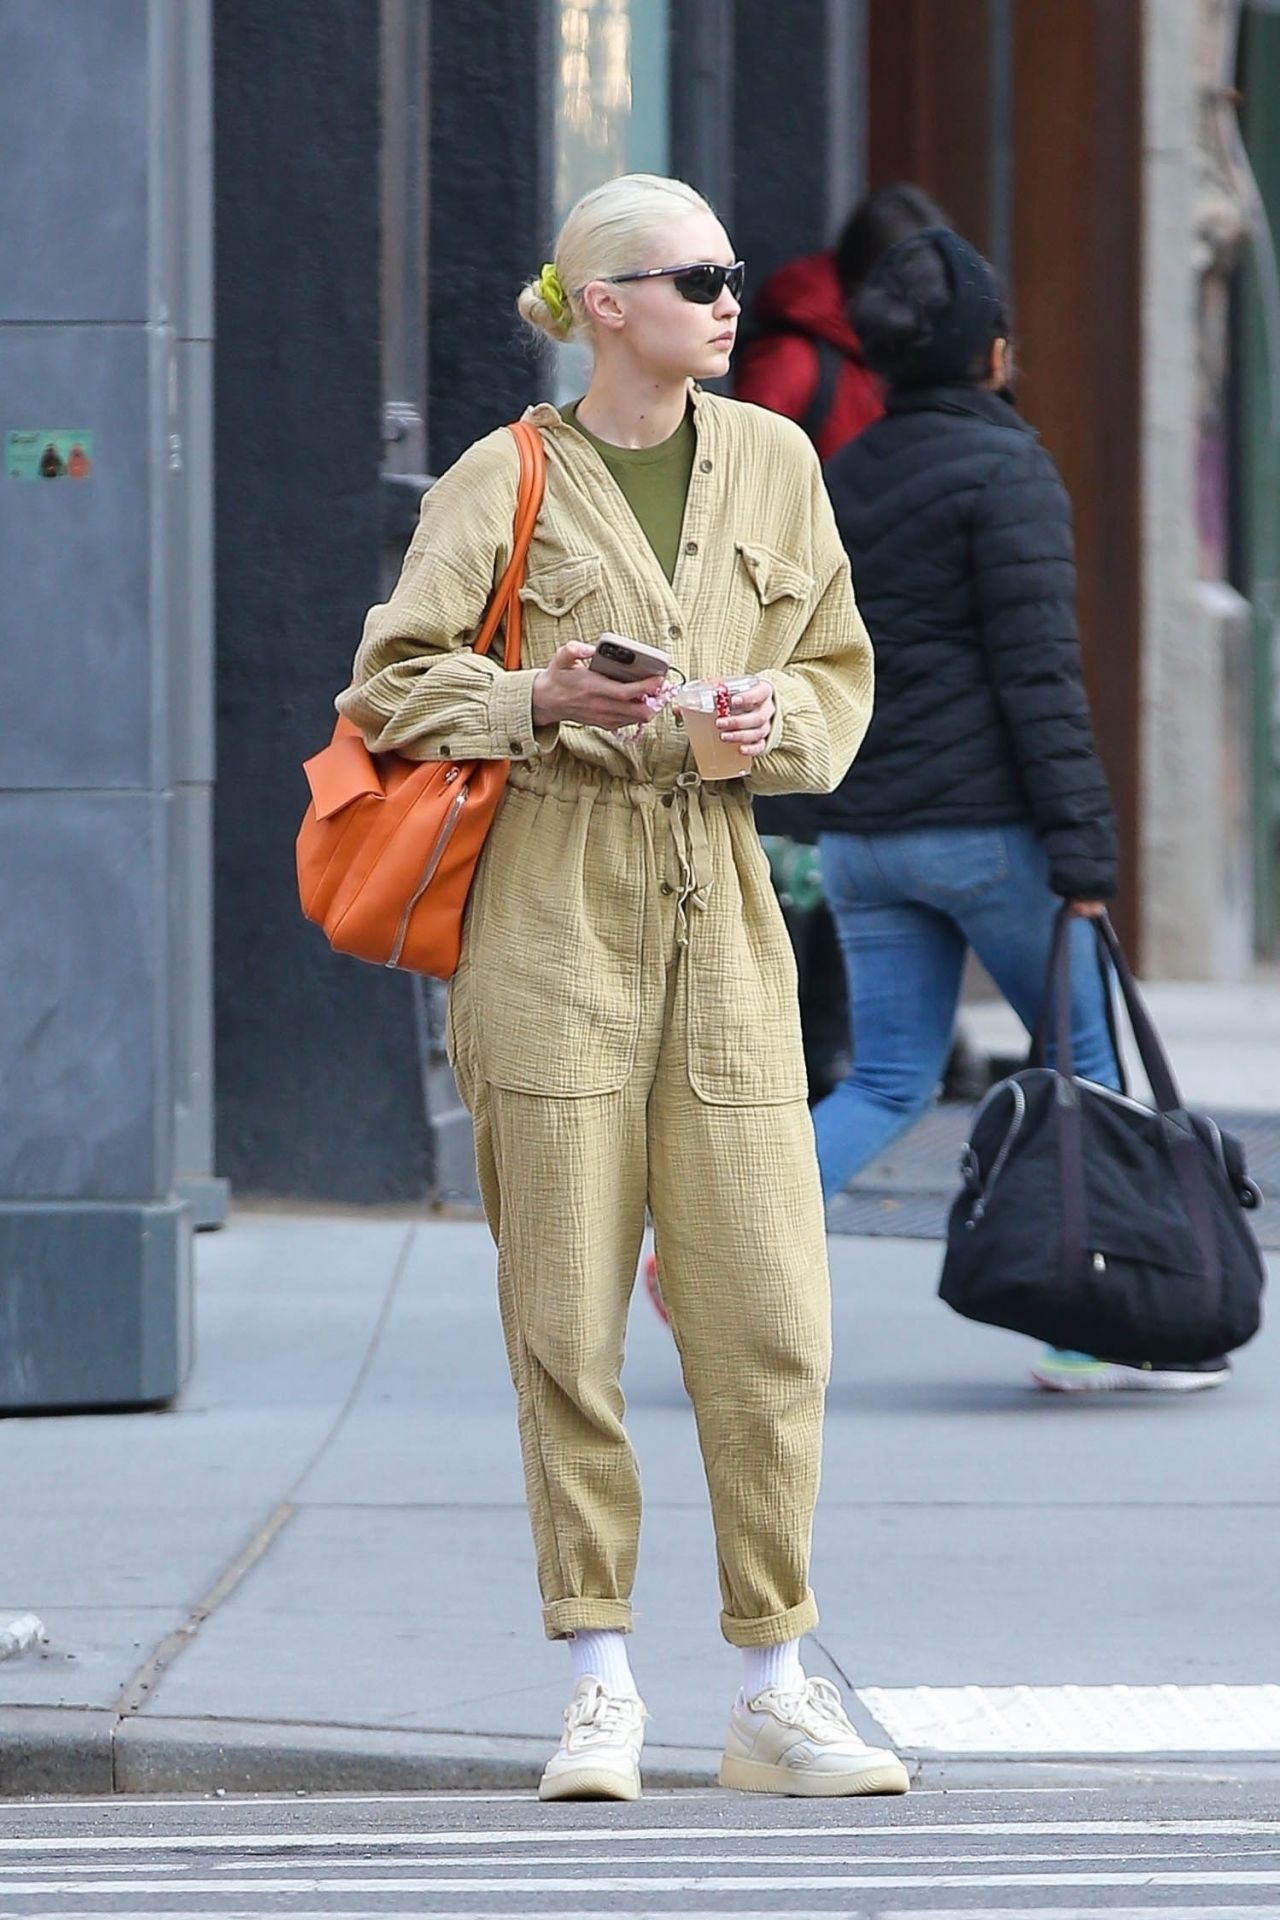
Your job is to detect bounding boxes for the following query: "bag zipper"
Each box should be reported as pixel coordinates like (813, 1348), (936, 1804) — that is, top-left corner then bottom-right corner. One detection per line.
(965, 1078), (1027, 1227)
(386, 769), (469, 968)
(1089, 1083), (1242, 1192)
(966, 1071), (1243, 1198)
(964, 1075), (1258, 1249)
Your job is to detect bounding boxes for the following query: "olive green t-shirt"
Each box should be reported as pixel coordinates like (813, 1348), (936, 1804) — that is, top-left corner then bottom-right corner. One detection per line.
(561, 400), (696, 584)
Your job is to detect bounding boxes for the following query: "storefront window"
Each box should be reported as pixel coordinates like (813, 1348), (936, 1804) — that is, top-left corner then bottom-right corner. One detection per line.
(554, 0), (670, 398)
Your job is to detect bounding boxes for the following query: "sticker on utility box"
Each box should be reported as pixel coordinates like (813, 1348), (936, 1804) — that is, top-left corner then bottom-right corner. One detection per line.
(6, 431), (94, 480)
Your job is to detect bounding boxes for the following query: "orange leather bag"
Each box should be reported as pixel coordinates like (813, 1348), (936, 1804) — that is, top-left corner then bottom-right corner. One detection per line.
(296, 418), (547, 978)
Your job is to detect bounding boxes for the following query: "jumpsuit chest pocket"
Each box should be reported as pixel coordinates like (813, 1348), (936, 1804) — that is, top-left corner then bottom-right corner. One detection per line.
(518, 553), (604, 649)
(736, 542), (813, 608)
(731, 542), (814, 655)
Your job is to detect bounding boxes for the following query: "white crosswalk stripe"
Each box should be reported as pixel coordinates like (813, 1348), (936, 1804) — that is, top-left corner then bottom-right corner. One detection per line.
(5, 1904), (1274, 1920)
(2, 1817), (1280, 1853)
(11, 1868), (1280, 1891)
(3, 1803), (1278, 1916)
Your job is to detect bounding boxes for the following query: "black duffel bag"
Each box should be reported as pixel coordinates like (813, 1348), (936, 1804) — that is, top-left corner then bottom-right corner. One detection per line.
(939, 908), (1266, 1362)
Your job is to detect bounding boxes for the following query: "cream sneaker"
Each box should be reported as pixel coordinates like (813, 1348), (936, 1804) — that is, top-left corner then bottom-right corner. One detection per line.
(719, 1675), (910, 1797)
(538, 1676), (647, 1802)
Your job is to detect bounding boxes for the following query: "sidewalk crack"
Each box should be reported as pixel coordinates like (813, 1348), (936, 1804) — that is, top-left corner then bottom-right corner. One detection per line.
(807, 1631), (853, 1689)
(114, 1500), (297, 1717)
(112, 1224), (418, 1722)
(284, 1222), (417, 1501)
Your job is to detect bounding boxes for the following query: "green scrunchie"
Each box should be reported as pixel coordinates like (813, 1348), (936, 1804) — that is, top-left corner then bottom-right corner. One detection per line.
(537, 261), (569, 321)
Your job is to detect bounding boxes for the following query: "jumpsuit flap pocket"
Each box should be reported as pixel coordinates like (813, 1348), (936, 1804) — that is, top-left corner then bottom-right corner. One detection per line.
(462, 785), (643, 1097)
(518, 552), (603, 616)
(684, 821), (810, 1107)
(736, 542), (813, 607)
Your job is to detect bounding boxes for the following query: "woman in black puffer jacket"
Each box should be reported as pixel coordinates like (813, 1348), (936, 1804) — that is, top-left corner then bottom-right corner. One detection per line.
(816, 230), (1227, 1395)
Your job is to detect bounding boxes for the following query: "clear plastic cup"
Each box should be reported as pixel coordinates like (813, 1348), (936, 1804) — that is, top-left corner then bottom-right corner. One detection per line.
(673, 676), (760, 780)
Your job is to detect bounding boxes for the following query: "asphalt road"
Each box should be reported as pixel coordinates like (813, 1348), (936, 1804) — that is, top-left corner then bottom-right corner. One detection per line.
(2, 1778), (1279, 1916)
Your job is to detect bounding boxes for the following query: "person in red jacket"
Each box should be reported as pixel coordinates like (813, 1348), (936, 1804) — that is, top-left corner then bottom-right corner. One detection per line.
(734, 183), (947, 460)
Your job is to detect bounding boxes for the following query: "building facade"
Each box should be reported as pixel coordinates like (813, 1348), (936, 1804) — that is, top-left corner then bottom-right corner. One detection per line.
(3, 3), (1276, 1400)
(210, 0), (1278, 1213)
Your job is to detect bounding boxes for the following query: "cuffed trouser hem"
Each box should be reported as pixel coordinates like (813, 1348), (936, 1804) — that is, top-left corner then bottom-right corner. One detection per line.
(720, 1590), (819, 1648)
(543, 1597), (635, 1641)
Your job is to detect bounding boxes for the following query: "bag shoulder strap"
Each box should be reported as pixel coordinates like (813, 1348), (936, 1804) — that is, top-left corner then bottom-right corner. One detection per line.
(800, 338), (843, 445)
(470, 419), (547, 673)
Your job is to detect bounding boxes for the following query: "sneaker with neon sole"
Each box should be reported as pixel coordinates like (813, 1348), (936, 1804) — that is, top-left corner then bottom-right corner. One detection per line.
(1030, 1348), (1231, 1393)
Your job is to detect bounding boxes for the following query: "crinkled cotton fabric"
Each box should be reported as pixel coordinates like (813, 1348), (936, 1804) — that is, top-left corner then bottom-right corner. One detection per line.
(339, 388), (874, 1103)
(337, 386), (874, 1642)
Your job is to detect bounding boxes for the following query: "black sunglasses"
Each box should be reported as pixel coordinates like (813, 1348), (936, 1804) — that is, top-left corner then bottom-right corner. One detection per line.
(607, 260), (746, 305)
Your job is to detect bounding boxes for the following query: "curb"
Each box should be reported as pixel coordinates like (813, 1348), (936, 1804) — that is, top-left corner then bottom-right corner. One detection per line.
(0, 1710), (719, 1798)
(0, 1710), (116, 1797)
(4, 1708), (1280, 1799)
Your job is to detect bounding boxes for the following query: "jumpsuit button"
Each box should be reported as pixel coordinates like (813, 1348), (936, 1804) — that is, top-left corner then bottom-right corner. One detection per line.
(684, 540), (698, 556)
(508, 739), (523, 755)
(699, 459), (713, 474)
(668, 624), (681, 641)
(439, 743), (451, 756)
(659, 881), (674, 895)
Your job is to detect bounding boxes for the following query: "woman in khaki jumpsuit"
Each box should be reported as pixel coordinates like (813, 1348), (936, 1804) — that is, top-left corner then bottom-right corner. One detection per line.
(338, 173), (908, 1803)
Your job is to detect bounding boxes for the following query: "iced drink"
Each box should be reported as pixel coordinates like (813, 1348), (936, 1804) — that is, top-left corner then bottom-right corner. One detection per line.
(673, 677), (761, 780)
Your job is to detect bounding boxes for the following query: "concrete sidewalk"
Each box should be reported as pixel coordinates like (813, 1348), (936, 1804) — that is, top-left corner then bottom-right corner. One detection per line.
(2, 1200), (1276, 1796)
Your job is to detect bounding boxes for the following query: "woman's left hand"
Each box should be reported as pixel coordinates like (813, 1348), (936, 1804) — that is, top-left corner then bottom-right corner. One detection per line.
(716, 678), (776, 758)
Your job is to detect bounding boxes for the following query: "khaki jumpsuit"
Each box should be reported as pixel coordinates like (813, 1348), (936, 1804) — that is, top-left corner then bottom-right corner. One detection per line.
(338, 389), (874, 1647)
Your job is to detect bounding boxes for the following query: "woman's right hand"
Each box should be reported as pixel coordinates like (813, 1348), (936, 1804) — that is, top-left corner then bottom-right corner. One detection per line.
(531, 642), (667, 731)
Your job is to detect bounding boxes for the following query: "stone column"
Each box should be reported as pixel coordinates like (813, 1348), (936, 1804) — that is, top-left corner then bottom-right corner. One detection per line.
(1141, 0), (1254, 976)
(0, 0), (206, 1407)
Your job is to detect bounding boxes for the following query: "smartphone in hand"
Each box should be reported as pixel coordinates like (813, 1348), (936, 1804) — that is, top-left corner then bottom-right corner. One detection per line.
(587, 632), (673, 683)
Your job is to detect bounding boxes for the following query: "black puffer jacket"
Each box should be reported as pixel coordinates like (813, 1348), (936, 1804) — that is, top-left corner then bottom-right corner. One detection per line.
(820, 385), (1118, 899)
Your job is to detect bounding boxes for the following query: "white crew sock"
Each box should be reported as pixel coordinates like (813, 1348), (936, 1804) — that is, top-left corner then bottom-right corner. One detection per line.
(741, 1639), (805, 1699)
(569, 1629), (639, 1698)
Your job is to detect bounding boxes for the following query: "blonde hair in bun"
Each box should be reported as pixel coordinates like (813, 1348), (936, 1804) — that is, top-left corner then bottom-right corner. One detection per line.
(518, 172), (716, 344)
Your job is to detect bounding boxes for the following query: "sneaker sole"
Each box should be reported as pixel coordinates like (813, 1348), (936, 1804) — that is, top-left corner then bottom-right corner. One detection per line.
(1030, 1364), (1230, 1394)
(718, 1751), (909, 1797)
(538, 1764), (641, 1803)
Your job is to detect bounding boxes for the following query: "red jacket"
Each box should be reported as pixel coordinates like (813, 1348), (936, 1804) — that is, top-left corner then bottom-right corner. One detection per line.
(733, 251), (884, 461)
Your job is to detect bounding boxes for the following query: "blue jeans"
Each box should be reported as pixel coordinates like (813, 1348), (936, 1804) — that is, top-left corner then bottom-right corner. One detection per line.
(812, 824), (1120, 1200)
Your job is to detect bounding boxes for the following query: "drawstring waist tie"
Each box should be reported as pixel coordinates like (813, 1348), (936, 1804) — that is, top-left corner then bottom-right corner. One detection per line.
(506, 759), (749, 948)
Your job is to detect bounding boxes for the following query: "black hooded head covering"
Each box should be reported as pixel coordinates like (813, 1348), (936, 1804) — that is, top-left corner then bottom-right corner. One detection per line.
(855, 226), (1004, 389)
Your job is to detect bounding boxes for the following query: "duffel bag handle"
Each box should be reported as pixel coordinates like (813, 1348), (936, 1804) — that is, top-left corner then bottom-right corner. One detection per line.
(1085, 911), (1225, 1298)
(1032, 904), (1224, 1305)
(1090, 912), (1185, 1114)
(1030, 905), (1183, 1114)
(1028, 906), (1120, 1090)
(1029, 902), (1079, 1079)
